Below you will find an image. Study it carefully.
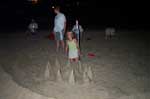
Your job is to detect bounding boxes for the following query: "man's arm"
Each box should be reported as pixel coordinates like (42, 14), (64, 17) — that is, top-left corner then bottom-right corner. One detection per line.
(63, 20), (66, 32)
(72, 25), (75, 32)
(63, 14), (67, 34)
(80, 25), (84, 33)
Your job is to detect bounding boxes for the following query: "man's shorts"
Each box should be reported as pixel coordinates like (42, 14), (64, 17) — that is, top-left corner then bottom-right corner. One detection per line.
(55, 31), (64, 40)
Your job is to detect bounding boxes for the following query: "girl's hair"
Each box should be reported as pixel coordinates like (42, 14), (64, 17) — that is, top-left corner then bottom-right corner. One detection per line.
(67, 31), (76, 39)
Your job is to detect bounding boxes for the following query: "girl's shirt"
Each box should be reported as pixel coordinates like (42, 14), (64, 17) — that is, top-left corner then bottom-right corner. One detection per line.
(67, 39), (78, 51)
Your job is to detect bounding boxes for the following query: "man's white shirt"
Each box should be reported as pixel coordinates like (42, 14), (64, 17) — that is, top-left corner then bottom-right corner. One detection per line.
(54, 13), (66, 33)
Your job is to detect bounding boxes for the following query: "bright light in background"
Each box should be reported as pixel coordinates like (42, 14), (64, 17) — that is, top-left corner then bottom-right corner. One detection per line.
(52, 6), (54, 9)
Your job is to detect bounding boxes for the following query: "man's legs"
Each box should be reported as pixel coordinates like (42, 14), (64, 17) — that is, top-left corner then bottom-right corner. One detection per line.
(56, 32), (65, 52)
(56, 40), (65, 52)
(60, 40), (65, 51)
(56, 40), (60, 52)
(56, 40), (64, 52)
(60, 31), (65, 52)
(55, 32), (60, 52)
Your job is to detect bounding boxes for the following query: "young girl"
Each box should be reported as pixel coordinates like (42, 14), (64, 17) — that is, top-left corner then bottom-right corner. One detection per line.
(66, 32), (80, 62)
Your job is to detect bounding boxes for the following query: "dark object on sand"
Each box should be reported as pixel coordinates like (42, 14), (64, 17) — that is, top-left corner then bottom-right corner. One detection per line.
(86, 38), (91, 40)
(48, 32), (55, 40)
(88, 53), (95, 58)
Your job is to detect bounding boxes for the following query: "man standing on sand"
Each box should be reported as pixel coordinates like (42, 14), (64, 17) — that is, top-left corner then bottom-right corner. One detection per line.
(53, 6), (66, 52)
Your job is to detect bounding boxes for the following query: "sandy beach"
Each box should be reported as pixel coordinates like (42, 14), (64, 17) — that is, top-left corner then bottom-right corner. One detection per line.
(0, 29), (150, 99)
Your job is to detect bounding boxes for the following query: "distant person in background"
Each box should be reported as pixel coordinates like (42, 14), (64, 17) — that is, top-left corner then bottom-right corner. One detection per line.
(72, 20), (84, 42)
(53, 6), (66, 52)
(28, 19), (38, 35)
(105, 27), (116, 40)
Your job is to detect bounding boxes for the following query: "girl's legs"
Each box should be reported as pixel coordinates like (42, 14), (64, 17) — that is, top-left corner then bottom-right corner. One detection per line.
(69, 58), (78, 63)
(74, 57), (79, 62)
(69, 58), (74, 62)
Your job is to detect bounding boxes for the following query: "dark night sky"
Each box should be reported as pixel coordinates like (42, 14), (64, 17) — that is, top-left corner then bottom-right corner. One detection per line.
(0, 0), (149, 31)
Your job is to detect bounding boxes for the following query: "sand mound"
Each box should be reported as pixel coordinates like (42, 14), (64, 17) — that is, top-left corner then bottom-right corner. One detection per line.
(0, 30), (150, 99)
(0, 66), (55, 99)
(118, 92), (150, 99)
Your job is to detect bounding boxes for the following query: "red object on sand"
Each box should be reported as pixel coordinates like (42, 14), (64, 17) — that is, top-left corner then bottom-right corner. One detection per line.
(88, 53), (95, 58)
(49, 32), (55, 40)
